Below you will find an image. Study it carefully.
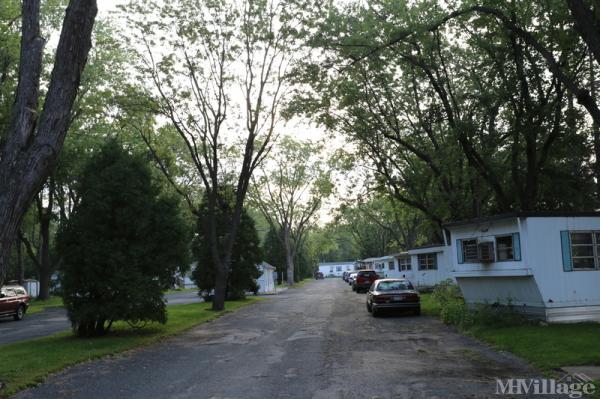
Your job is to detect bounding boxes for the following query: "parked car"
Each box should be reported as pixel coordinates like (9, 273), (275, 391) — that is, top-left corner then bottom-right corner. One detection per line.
(366, 279), (420, 317)
(347, 272), (358, 286)
(315, 272), (324, 280)
(0, 285), (30, 321)
(342, 271), (349, 281)
(352, 270), (379, 293)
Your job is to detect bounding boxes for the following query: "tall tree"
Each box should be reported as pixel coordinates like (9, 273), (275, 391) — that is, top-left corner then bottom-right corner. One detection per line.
(125, 0), (301, 310)
(0, 0), (97, 285)
(251, 137), (332, 284)
(292, 0), (596, 229)
(192, 188), (262, 300)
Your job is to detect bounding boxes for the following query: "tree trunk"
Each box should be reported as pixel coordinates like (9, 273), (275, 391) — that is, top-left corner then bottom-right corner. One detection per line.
(16, 236), (24, 285)
(284, 230), (294, 285)
(0, 0), (97, 285)
(38, 214), (51, 300)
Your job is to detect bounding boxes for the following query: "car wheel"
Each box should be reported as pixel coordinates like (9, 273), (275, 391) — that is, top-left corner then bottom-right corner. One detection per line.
(14, 305), (25, 321)
(414, 307), (421, 316)
(366, 302), (372, 313)
(352, 285), (356, 292)
(372, 308), (379, 317)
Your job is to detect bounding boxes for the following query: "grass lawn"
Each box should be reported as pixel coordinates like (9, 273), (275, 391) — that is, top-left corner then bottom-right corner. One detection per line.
(422, 291), (600, 397)
(27, 296), (64, 315)
(163, 287), (197, 295)
(0, 298), (261, 397)
(288, 277), (313, 288)
(419, 293), (440, 316)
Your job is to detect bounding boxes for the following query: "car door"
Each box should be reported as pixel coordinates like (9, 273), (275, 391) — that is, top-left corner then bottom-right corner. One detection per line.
(0, 288), (7, 314)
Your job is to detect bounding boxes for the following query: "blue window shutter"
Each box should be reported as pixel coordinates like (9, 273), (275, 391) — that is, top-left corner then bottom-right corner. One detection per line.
(512, 233), (521, 261)
(433, 253), (438, 269)
(457, 239), (464, 264)
(560, 231), (573, 272)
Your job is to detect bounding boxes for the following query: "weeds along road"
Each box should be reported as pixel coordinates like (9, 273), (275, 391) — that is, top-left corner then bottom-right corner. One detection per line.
(15, 279), (556, 399)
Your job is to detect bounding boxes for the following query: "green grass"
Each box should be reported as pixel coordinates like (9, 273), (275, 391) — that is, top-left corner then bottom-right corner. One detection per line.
(424, 289), (600, 397)
(27, 296), (64, 315)
(288, 277), (313, 289)
(419, 293), (440, 316)
(471, 323), (600, 372)
(163, 287), (197, 295)
(0, 298), (261, 397)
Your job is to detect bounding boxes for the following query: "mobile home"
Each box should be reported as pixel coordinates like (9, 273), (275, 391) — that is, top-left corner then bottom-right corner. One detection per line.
(445, 212), (600, 323)
(318, 261), (355, 277)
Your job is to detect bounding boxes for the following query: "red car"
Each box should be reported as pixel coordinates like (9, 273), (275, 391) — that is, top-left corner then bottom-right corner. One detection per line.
(366, 279), (420, 317)
(352, 270), (379, 293)
(0, 285), (30, 321)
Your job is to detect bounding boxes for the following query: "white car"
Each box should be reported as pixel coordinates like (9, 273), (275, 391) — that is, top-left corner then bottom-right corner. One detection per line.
(347, 272), (358, 286)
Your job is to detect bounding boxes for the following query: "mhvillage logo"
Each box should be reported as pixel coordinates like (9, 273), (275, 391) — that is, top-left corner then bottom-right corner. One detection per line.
(495, 372), (596, 398)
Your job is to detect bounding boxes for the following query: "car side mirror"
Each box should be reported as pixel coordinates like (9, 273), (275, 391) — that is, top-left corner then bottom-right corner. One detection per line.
(0, 293), (5, 298)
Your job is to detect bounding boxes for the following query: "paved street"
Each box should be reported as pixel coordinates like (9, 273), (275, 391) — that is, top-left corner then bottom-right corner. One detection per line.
(0, 292), (203, 346)
(13, 279), (549, 399)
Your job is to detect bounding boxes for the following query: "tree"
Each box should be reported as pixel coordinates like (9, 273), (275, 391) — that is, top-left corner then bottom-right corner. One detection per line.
(192, 188), (262, 300)
(0, 0), (98, 285)
(292, 0), (597, 231)
(124, 0), (302, 310)
(251, 137), (332, 284)
(16, 17), (145, 300)
(56, 140), (189, 337)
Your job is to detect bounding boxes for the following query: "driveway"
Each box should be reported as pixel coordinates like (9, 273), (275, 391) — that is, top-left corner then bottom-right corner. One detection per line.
(14, 279), (554, 399)
(0, 292), (203, 346)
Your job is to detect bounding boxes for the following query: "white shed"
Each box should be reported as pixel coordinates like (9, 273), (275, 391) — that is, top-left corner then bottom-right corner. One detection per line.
(257, 262), (276, 294)
(445, 212), (600, 323)
(318, 261), (355, 277)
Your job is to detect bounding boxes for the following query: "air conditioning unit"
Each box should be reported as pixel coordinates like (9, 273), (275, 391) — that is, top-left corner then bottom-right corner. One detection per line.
(477, 241), (495, 263)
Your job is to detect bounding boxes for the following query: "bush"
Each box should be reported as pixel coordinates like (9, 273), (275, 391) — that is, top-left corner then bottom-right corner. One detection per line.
(56, 141), (190, 337)
(431, 279), (527, 330)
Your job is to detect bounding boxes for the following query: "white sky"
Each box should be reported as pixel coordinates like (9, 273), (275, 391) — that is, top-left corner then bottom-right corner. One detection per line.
(96, 0), (359, 224)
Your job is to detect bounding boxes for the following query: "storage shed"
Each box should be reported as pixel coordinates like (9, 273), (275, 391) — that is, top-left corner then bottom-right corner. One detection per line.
(445, 212), (600, 323)
(257, 262), (276, 294)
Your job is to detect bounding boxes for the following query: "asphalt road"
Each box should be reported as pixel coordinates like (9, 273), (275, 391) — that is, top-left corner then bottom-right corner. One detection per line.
(14, 279), (555, 399)
(0, 292), (203, 346)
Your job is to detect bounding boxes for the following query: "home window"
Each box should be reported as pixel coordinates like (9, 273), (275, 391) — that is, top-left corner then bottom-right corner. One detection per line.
(398, 257), (411, 271)
(570, 232), (598, 270)
(336, 266), (342, 272)
(388, 261), (395, 270)
(330, 266), (334, 273)
(462, 239), (478, 262)
(496, 235), (514, 261)
(418, 253), (437, 270)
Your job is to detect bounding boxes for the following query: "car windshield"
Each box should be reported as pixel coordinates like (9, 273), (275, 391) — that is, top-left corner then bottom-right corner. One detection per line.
(377, 281), (413, 291)
(360, 271), (375, 276)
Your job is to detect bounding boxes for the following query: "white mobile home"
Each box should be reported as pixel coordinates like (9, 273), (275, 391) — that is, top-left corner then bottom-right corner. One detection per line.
(404, 245), (454, 288)
(318, 261), (355, 277)
(445, 212), (600, 323)
(358, 246), (454, 288)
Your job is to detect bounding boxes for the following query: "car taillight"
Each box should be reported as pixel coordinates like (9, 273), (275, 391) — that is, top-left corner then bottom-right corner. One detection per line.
(405, 293), (420, 302)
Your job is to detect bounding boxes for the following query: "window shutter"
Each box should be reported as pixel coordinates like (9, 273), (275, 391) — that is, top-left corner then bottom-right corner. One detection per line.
(512, 233), (521, 261)
(560, 231), (573, 272)
(433, 253), (438, 269)
(457, 239), (464, 264)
